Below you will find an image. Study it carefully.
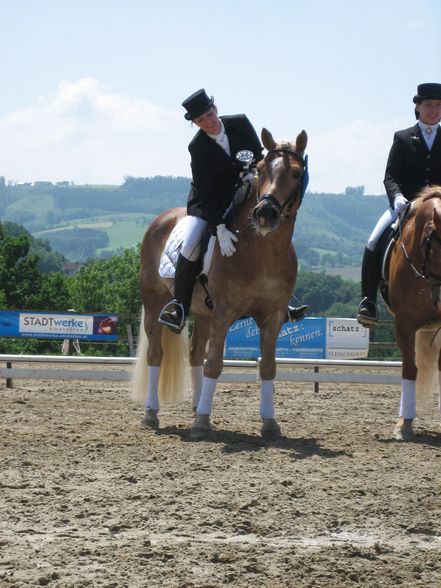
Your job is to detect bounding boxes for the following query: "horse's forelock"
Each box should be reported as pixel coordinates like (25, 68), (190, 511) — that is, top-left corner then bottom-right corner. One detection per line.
(279, 140), (293, 150)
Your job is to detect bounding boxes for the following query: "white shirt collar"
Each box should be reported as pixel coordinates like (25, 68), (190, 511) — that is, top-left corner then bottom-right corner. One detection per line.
(418, 121), (439, 134)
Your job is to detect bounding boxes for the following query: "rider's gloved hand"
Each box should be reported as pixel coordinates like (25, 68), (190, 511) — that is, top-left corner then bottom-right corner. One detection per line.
(239, 171), (254, 185)
(216, 223), (238, 257)
(393, 194), (409, 218)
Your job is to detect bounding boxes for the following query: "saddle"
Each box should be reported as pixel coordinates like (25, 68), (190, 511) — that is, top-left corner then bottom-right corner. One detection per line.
(158, 216), (212, 279)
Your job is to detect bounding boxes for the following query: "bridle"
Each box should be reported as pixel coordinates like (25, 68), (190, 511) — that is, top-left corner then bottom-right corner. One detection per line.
(255, 147), (306, 217)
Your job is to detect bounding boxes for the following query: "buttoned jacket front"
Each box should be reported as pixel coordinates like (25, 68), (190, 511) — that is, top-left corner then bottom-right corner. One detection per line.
(384, 124), (441, 207)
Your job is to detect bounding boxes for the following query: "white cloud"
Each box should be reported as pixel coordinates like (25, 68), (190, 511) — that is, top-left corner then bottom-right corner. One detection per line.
(0, 78), (187, 184)
(308, 118), (408, 195)
(0, 78), (410, 195)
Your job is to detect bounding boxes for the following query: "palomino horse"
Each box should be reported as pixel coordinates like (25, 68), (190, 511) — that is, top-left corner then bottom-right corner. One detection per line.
(385, 186), (441, 440)
(132, 128), (308, 440)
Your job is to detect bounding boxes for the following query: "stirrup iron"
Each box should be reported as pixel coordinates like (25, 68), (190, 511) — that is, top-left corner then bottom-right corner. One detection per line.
(158, 300), (186, 333)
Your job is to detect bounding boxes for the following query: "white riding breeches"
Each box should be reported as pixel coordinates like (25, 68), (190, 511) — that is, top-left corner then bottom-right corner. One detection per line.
(367, 208), (398, 251)
(181, 215), (209, 261)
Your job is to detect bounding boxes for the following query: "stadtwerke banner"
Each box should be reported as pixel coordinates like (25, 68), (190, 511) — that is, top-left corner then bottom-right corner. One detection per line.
(0, 310), (118, 341)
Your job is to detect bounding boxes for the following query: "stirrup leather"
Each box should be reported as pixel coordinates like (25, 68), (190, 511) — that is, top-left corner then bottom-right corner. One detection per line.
(158, 300), (186, 333)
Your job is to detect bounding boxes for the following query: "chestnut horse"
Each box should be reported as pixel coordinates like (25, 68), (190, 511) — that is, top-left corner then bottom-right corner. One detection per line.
(132, 128), (308, 440)
(385, 186), (441, 440)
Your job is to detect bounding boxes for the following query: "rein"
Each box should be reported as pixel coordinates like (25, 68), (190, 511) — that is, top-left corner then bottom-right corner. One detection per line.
(256, 147), (306, 217)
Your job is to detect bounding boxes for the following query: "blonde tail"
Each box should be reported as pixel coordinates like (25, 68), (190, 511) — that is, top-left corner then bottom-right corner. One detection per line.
(415, 328), (440, 412)
(131, 307), (191, 405)
(158, 326), (191, 404)
(131, 307), (149, 404)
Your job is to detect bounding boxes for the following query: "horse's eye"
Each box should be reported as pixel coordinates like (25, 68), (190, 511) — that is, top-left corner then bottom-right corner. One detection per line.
(293, 171), (302, 179)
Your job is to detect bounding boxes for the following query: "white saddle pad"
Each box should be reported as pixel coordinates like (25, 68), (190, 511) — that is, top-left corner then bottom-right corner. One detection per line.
(159, 215), (216, 279)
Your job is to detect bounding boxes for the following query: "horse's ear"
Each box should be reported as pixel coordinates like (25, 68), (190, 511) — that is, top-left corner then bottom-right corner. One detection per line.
(261, 128), (276, 150)
(295, 130), (308, 155)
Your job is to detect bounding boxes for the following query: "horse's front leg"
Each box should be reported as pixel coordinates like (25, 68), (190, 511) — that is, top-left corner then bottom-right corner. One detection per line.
(258, 316), (284, 440)
(190, 314), (230, 441)
(394, 319), (417, 441)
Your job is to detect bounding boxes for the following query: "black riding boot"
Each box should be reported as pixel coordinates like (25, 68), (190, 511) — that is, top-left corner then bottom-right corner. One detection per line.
(357, 247), (381, 328)
(286, 296), (309, 322)
(158, 254), (199, 333)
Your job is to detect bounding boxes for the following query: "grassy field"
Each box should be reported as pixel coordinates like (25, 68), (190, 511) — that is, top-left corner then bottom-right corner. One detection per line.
(34, 213), (153, 252)
(98, 219), (148, 251)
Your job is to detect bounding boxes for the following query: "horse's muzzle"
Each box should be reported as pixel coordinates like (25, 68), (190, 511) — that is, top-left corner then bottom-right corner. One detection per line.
(251, 196), (281, 234)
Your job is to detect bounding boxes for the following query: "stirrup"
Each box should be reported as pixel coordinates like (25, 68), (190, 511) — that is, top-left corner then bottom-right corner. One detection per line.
(158, 300), (186, 333)
(356, 297), (378, 327)
(287, 304), (309, 322)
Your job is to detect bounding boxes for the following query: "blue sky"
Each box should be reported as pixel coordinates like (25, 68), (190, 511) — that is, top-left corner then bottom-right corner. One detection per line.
(1, 0), (440, 194)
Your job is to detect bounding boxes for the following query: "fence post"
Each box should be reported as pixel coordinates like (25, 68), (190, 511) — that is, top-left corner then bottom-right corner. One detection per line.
(314, 366), (319, 393)
(127, 324), (135, 357)
(6, 361), (13, 388)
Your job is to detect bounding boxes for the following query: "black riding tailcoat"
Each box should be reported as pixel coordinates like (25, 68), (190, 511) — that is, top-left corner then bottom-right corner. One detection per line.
(186, 114), (263, 233)
(384, 124), (441, 206)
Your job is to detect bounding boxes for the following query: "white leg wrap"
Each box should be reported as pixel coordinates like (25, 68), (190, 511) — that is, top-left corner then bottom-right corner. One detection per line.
(145, 365), (160, 410)
(399, 379), (416, 419)
(260, 380), (275, 419)
(191, 365), (204, 408)
(196, 377), (217, 415)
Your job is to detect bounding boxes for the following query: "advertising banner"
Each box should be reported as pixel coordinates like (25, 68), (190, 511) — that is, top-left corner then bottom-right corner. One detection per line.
(225, 317), (326, 360)
(0, 310), (118, 341)
(325, 318), (369, 359)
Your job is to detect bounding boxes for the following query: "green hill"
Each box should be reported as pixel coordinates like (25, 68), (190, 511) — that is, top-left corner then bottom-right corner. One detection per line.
(0, 175), (388, 266)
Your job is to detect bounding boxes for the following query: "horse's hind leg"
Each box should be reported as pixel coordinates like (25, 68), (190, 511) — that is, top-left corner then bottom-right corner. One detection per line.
(141, 309), (164, 430)
(189, 315), (210, 412)
(394, 320), (416, 441)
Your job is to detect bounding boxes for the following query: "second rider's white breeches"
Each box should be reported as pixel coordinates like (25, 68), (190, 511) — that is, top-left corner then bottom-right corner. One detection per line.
(367, 208), (397, 251)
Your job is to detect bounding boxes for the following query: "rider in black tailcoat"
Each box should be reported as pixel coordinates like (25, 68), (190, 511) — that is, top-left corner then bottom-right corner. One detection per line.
(357, 82), (441, 327)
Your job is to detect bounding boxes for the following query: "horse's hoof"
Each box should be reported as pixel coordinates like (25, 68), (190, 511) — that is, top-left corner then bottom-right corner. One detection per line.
(141, 408), (159, 430)
(261, 418), (282, 441)
(393, 420), (414, 441)
(190, 414), (212, 441)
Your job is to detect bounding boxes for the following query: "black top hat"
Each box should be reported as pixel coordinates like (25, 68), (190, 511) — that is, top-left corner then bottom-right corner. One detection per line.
(182, 89), (214, 120)
(413, 82), (441, 103)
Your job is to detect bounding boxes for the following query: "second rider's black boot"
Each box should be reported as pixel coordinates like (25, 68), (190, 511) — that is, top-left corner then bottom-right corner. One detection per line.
(357, 247), (381, 328)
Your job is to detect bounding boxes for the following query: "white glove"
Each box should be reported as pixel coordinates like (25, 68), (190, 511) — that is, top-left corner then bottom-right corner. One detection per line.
(393, 194), (409, 218)
(239, 171), (254, 185)
(216, 223), (238, 257)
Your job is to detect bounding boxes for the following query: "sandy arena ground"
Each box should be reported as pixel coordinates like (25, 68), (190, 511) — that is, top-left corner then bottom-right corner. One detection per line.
(1, 369), (440, 587)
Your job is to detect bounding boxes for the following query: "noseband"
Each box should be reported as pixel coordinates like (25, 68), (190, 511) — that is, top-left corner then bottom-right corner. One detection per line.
(256, 147), (306, 217)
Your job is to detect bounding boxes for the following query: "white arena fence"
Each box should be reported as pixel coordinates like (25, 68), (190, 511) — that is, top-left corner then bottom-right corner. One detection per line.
(0, 354), (402, 390)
